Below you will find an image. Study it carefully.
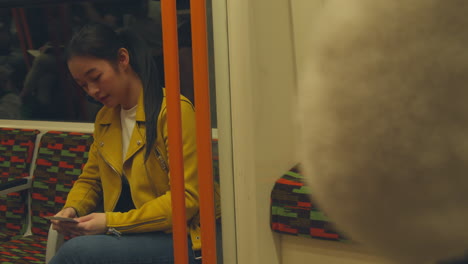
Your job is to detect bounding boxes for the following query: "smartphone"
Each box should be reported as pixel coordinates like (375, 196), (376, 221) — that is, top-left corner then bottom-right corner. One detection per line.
(43, 216), (78, 223)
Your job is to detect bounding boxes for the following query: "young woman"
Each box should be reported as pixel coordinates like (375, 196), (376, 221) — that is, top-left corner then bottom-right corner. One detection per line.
(49, 23), (213, 264)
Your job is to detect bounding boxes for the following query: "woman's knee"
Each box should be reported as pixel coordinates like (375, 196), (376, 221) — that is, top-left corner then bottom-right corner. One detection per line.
(50, 236), (108, 264)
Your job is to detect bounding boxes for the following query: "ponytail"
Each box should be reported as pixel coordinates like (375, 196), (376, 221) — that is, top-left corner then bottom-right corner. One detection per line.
(117, 29), (163, 161)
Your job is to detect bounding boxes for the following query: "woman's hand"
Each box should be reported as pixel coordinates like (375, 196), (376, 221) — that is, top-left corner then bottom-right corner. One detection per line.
(51, 207), (78, 235)
(75, 213), (107, 235)
(51, 210), (107, 236)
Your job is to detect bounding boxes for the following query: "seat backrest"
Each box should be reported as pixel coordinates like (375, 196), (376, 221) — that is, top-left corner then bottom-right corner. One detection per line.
(30, 131), (93, 237)
(270, 165), (346, 241)
(0, 128), (39, 236)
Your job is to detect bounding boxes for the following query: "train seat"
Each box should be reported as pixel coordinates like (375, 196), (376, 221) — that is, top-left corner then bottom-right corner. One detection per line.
(0, 131), (93, 264)
(270, 165), (347, 242)
(0, 128), (40, 242)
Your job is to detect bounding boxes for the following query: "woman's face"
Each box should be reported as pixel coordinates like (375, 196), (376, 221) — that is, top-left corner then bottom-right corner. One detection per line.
(68, 55), (132, 108)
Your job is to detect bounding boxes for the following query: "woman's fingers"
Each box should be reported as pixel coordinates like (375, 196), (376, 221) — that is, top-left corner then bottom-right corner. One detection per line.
(51, 207), (79, 234)
(52, 220), (79, 234)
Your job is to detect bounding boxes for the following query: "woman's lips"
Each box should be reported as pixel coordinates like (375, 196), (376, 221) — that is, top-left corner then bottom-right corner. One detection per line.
(99, 95), (109, 103)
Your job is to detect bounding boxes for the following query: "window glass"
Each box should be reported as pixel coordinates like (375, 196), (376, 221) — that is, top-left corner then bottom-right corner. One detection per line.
(0, 0), (204, 124)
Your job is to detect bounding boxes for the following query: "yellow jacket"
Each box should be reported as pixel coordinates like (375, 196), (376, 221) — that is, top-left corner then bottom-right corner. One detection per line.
(64, 91), (217, 250)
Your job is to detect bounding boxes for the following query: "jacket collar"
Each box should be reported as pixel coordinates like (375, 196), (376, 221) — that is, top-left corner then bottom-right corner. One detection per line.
(135, 90), (146, 122)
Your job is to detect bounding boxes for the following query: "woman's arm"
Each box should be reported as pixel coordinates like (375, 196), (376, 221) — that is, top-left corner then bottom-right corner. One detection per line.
(64, 141), (103, 217)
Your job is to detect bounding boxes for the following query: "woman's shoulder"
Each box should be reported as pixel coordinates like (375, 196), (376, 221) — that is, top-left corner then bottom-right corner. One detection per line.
(93, 105), (118, 130)
(95, 105), (111, 120)
(160, 88), (194, 111)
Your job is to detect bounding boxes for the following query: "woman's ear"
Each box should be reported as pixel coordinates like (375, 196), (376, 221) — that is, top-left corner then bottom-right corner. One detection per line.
(117, 48), (130, 70)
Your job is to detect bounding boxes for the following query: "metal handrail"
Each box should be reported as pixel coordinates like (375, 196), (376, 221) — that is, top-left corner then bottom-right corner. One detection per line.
(161, 1), (189, 264)
(191, 0), (218, 262)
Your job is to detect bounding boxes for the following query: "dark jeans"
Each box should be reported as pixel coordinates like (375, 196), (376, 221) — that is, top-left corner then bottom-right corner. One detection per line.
(49, 221), (223, 264)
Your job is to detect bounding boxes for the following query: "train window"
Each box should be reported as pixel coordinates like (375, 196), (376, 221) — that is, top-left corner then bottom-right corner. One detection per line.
(0, 0), (215, 125)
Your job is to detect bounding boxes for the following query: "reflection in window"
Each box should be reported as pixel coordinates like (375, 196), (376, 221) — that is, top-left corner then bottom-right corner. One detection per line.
(0, 0), (198, 123)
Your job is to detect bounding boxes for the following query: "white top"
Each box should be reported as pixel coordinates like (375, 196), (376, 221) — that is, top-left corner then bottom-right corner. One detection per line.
(120, 105), (137, 162)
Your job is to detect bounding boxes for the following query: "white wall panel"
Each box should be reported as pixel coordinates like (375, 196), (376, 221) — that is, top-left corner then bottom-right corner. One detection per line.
(226, 0), (298, 263)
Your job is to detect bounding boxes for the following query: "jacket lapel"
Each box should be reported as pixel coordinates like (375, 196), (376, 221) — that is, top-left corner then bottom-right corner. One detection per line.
(96, 91), (147, 171)
(97, 106), (124, 175)
(125, 91), (146, 163)
(125, 123), (146, 162)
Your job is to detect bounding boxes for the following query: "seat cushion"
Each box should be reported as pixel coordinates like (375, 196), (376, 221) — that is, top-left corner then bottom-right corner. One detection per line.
(0, 235), (47, 264)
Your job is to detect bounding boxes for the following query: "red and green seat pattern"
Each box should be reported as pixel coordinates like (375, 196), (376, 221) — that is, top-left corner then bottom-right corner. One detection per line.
(0, 131), (93, 264)
(0, 128), (39, 242)
(270, 165), (347, 242)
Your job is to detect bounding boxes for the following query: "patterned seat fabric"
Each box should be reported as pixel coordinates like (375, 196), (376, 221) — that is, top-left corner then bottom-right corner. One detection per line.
(0, 131), (93, 264)
(270, 165), (347, 242)
(0, 128), (39, 242)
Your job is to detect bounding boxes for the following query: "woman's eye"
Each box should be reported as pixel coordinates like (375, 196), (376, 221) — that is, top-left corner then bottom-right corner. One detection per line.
(92, 74), (102, 81)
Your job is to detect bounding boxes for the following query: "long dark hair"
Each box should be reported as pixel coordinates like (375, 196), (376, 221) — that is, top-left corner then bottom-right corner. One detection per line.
(66, 23), (162, 161)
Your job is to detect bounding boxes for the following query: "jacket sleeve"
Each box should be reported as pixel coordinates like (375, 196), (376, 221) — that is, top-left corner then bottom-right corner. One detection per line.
(105, 99), (199, 233)
(64, 138), (103, 217)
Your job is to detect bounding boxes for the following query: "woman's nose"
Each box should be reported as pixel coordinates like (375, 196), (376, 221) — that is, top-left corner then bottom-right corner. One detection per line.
(86, 84), (99, 97)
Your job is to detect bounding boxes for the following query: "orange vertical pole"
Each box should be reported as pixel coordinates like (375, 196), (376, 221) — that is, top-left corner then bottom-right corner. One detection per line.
(11, 8), (31, 69)
(18, 8), (34, 50)
(160, 1), (188, 264)
(190, 0), (218, 263)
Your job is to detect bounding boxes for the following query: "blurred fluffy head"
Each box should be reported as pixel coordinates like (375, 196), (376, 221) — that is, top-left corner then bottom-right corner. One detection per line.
(298, 1), (468, 263)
